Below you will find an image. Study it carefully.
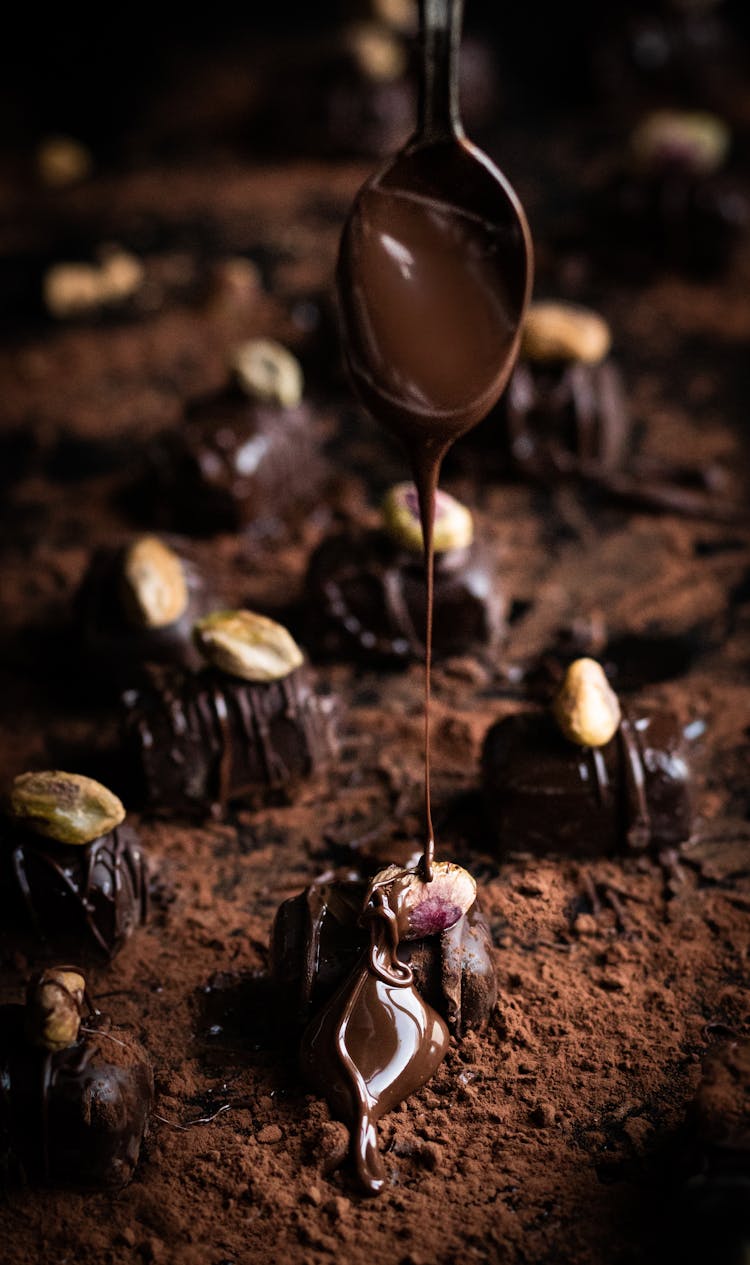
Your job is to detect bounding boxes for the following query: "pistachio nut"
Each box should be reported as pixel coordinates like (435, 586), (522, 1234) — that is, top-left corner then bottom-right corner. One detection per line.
(553, 658), (621, 749)
(26, 969), (86, 1051)
(121, 535), (189, 629)
(194, 609), (304, 682)
(231, 338), (303, 408)
(36, 135), (93, 188)
(346, 21), (408, 81)
(43, 246), (144, 319)
(522, 302), (612, 366)
(369, 861), (477, 939)
(7, 770), (126, 845)
(382, 482), (475, 554)
(631, 110), (729, 176)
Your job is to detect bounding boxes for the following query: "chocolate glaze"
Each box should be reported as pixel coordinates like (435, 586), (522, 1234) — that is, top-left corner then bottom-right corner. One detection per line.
(482, 710), (694, 858)
(123, 664), (338, 817)
(144, 391), (325, 535)
(75, 539), (213, 682)
(300, 880), (449, 1195)
(0, 1003), (153, 1189)
(305, 527), (505, 662)
(1, 823), (148, 961)
(272, 876), (496, 1034)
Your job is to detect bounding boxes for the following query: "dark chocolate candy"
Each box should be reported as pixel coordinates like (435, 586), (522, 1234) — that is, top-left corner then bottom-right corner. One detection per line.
(271, 875), (496, 1035)
(1, 823), (148, 961)
(305, 528), (505, 662)
(0, 1004), (153, 1189)
(75, 538), (214, 682)
(599, 162), (747, 279)
(482, 710), (693, 857)
(501, 357), (630, 484)
(145, 390), (325, 535)
(123, 663), (338, 817)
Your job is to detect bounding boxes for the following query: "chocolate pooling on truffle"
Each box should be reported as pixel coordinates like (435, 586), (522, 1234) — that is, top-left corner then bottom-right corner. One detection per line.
(300, 867), (482, 1194)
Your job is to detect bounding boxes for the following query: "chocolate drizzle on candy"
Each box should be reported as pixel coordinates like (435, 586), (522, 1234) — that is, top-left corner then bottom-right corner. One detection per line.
(298, 863), (479, 1195)
(306, 482), (505, 661)
(482, 659), (695, 857)
(123, 610), (337, 816)
(0, 968), (153, 1189)
(1, 772), (148, 961)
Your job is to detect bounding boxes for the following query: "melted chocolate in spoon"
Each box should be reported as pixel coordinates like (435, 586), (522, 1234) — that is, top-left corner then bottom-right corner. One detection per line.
(337, 0), (532, 877)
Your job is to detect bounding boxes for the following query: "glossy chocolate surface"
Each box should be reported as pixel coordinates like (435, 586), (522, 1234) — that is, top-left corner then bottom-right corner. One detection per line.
(338, 139), (528, 449)
(482, 710), (694, 857)
(1, 823), (148, 961)
(299, 881), (449, 1195)
(272, 876), (496, 1035)
(124, 664), (337, 816)
(146, 392), (325, 534)
(76, 540), (213, 680)
(306, 528), (505, 661)
(0, 1005), (153, 1189)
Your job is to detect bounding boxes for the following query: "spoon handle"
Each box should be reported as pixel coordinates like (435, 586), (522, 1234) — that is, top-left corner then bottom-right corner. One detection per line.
(418, 0), (465, 143)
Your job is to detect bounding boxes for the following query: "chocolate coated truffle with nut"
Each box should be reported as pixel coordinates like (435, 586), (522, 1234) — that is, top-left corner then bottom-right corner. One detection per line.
(271, 863), (496, 1035)
(482, 666), (695, 857)
(75, 534), (216, 683)
(598, 109), (747, 277)
(143, 341), (326, 535)
(123, 610), (338, 817)
(0, 771), (149, 961)
(497, 301), (631, 485)
(0, 968), (153, 1189)
(305, 482), (505, 662)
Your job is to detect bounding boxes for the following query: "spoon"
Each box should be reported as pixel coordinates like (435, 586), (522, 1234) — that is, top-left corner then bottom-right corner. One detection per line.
(336, 0), (533, 877)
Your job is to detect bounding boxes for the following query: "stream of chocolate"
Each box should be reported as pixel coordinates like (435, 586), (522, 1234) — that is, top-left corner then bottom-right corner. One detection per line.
(319, 1), (530, 1190)
(338, 138), (528, 877)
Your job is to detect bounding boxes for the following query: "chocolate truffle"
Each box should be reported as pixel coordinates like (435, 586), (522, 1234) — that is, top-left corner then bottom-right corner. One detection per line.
(271, 869), (497, 1036)
(305, 483), (505, 662)
(123, 610), (338, 817)
(0, 968), (153, 1189)
(497, 301), (630, 485)
(482, 658), (694, 857)
(600, 111), (747, 277)
(144, 340), (325, 535)
(1, 771), (148, 962)
(259, 23), (414, 160)
(75, 534), (215, 682)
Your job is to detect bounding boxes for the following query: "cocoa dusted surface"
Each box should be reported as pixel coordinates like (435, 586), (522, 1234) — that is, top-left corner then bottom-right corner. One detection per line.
(1, 84), (750, 1265)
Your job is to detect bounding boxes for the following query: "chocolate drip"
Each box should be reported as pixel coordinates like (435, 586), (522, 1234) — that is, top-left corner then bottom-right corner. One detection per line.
(273, 877), (496, 1035)
(3, 825), (148, 961)
(300, 882), (449, 1195)
(124, 664), (337, 816)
